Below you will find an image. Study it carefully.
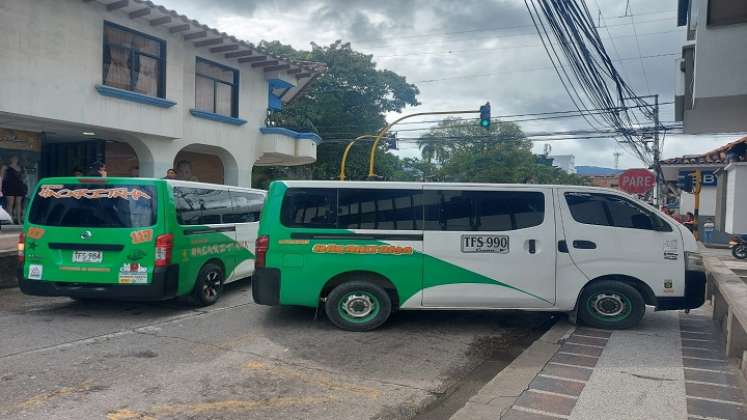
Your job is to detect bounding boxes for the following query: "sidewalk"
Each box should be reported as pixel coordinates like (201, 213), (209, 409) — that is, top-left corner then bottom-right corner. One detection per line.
(452, 305), (747, 420)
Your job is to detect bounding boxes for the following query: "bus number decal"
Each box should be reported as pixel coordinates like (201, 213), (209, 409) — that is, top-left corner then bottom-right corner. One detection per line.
(130, 229), (154, 244)
(27, 227), (45, 240)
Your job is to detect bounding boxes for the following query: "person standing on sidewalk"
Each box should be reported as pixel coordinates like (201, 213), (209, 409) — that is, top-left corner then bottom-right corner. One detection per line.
(1, 155), (27, 224)
(703, 218), (715, 244)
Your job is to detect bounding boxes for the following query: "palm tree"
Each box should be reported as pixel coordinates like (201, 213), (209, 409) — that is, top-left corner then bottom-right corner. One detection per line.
(417, 134), (450, 165)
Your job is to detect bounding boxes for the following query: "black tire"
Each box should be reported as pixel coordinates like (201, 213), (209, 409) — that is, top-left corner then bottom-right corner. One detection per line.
(732, 245), (747, 260)
(578, 280), (645, 330)
(191, 263), (224, 307)
(324, 280), (392, 332)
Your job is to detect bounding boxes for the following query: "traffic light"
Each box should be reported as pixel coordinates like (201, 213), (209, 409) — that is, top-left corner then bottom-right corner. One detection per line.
(678, 170), (702, 194)
(479, 102), (491, 129)
(385, 136), (397, 150)
(677, 172), (693, 193)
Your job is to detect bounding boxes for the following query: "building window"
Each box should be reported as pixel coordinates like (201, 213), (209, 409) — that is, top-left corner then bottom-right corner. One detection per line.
(195, 58), (239, 117)
(103, 22), (165, 98)
(708, 0), (747, 26)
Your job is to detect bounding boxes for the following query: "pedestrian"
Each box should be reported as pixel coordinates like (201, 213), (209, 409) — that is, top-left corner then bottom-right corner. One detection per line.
(1, 155), (27, 224)
(176, 160), (198, 181)
(87, 161), (107, 177)
(164, 168), (177, 179)
(683, 212), (696, 233)
(703, 218), (715, 243)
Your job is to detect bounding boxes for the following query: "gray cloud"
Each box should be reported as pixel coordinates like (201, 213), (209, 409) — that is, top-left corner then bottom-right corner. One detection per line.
(153, 0), (725, 168)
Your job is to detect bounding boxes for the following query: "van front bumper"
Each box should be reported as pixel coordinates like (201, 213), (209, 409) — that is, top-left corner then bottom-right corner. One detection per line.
(18, 265), (179, 301)
(252, 268), (280, 306)
(655, 270), (707, 311)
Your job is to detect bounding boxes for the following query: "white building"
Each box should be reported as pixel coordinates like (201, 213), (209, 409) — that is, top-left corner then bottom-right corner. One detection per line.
(675, 0), (747, 134)
(549, 154), (575, 174)
(0, 0), (325, 188)
(660, 136), (747, 242)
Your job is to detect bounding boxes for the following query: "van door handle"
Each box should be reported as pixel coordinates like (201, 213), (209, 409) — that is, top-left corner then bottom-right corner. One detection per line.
(528, 239), (536, 254)
(573, 240), (597, 249)
(558, 240), (568, 253)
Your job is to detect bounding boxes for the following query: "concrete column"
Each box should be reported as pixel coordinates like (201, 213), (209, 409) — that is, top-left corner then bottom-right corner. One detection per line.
(726, 310), (747, 357)
(131, 136), (179, 179)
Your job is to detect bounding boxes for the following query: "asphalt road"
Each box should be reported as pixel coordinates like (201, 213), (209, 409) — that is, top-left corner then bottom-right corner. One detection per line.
(0, 280), (553, 420)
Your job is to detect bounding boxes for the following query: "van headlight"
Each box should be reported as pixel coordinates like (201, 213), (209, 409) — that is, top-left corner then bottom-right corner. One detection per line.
(685, 251), (705, 272)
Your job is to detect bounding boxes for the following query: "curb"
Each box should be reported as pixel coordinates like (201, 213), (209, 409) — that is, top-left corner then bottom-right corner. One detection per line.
(449, 318), (576, 420)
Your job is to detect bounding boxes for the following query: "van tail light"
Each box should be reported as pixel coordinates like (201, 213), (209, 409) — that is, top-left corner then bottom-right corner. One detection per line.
(255, 235), (269, 269)
(155, 234), (173, 268)
(17, 232), (25, 264)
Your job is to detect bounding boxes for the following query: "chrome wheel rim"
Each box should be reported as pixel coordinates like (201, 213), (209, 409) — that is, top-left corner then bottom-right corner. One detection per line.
(203, 271), (221, 298)
(591, 293), (625, 317)
(341, 293), (375, 319)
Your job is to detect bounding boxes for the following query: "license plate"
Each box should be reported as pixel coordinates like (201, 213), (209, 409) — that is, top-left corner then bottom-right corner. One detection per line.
(461, 234), (509, 253)
(73, 250), (103, 263)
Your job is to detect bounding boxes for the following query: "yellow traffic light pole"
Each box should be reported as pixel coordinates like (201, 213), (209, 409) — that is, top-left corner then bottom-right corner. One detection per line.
(366, 109), (482, 179)
(339, 134), (377, 181)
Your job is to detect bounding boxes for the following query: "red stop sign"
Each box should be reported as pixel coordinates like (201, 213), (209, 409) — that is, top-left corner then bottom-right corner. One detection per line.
(619, 169), (655, 194)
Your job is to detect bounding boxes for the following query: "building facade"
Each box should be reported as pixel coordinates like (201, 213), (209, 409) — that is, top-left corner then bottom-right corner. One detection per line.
(549, 154), (576, 174)
(0, 0), (324, 188)
(676, 0), (747, 134)
(660, 136), (747, 243)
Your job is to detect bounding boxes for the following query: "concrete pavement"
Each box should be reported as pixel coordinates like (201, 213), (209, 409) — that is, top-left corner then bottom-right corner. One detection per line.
(450, 246), (747, 420)
(0, 282), (552, 420)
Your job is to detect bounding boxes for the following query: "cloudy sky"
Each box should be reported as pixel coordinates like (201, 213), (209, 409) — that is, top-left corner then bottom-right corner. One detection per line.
(159, 0), (742, 169)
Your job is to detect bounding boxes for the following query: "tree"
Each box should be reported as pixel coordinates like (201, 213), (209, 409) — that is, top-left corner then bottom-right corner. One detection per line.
(413, 118), (588, 185)
(256, 40), (420, 181)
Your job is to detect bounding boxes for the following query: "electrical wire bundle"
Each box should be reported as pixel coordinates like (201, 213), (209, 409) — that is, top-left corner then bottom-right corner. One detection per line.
(524, 0), (658, 165)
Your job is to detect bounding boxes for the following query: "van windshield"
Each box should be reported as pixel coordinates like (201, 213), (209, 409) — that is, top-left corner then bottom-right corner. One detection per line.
(28, 184), (156, 228)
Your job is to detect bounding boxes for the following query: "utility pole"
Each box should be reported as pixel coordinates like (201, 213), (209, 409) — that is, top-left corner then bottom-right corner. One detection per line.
(652, 94), (662, 209)
(622, 94), (661, 207)
(613, 152), (621, 169)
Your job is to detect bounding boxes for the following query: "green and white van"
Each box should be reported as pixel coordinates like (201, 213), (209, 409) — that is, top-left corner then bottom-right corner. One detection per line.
(252, 181), (706, 331)
(19, 177), (265, 306)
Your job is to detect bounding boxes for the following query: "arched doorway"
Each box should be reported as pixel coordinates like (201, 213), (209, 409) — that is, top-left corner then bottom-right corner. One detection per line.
(173, 144), (238, 185)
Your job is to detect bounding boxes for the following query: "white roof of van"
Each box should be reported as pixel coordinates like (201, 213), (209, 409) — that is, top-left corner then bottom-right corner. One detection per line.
(167, 179), (265, 193)
(277, 180), (626, 195)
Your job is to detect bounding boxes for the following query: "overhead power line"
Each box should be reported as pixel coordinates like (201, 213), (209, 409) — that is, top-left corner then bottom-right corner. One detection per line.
(412, 52), (678, 84)
(352, 13), (676, 46)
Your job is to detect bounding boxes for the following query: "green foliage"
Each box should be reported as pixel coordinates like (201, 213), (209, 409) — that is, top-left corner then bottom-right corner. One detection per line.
(256, 40), (420, 182)
(253, 41), (586, 187)
(410, 118), (589, 185)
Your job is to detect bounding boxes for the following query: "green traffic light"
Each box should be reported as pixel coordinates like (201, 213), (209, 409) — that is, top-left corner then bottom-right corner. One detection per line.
(480, 119), (490, 128)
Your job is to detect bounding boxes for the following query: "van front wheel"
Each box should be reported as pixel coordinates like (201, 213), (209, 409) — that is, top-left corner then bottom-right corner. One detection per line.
(578, 281), (645, 330)
(325, 281), (391, 332)
(192, 263), (224, 307)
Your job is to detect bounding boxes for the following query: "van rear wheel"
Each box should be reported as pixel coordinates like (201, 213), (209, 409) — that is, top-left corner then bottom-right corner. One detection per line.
(192, 263), (224, 307)
(324, 281), (391, 332)
(578, 280), (645, 330)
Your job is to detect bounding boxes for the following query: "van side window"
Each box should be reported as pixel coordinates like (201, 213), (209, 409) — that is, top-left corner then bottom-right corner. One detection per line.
(424, 190), (545, 231)
(174, 187), (231, 225)
(281, 188), (337, 228)
(565, 192), (671, 231)
(225, 191), (264, 223)
(338, 189), (423, 230)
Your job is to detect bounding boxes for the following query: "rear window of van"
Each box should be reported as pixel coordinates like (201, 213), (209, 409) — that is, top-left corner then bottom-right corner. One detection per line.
(28, 184), (156, 228)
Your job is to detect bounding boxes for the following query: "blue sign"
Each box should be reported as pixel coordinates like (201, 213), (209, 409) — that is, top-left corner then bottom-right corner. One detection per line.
(678, 170), (717, 187)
